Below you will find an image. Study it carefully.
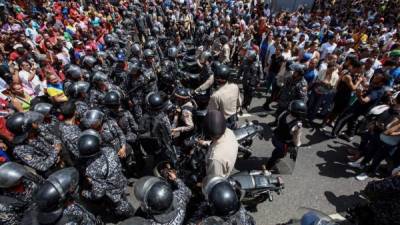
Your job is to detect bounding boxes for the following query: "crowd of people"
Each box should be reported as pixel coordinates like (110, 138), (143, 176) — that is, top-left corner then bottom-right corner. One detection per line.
(0, 0), (399, 224)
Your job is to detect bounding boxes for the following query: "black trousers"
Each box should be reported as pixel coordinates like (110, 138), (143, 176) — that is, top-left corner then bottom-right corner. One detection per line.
(242, 85), (255, 109)
(331, 107), (361, 137)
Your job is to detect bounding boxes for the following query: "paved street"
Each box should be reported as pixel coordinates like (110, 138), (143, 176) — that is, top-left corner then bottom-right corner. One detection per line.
(117, 94), (370, 225)
(232, 94), (369, 225)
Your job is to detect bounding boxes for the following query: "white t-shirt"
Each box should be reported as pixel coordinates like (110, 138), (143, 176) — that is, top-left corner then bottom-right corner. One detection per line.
(320, 42), (337, 60)
(25, 27), (39, 42)
(18, 70), (44, 96)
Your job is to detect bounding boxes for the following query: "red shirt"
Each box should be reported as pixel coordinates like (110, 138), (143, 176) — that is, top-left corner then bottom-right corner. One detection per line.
(9, 52), (20, 61)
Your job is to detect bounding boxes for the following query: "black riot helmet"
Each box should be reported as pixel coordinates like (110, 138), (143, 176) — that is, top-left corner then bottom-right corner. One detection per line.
(200, 51), (212, 64)
(81, 56), (97, 70)
(167, 46), (178, 59)
(80, 109), (105, 129)
(288, 100), (307, 118)
(0, 162), (30, 188)
(67, 81), (90, 98)
(104, 34), (117, 47)
(215, 64), (231, 81)
(203, 110), (226, 139)
(92, 71), (108, 84)
(131, 43), (142, 57)
(103, 90), (121, 107)
(32, 102), (53, 116)
(152, 26), (160, 36)
(6, 112), (32, 144)
(174, 87), (191, 100)
(202, 176), (240, 217)
(77, 129), (102, 159)
(143, 49), (155, 58)
(146, 92), (168, 111)
(127, 60), (142, 75)
(65, 64), (82, 80)
(144, 39), (157, 50)
(134, 176), (174, 215)
(246, 50), (257, 62)
(34, 167), (79, 225)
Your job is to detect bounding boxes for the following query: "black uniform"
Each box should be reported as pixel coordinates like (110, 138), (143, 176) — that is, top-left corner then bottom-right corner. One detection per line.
(239, 59), (261, 109)
(266, 111), (302, 170)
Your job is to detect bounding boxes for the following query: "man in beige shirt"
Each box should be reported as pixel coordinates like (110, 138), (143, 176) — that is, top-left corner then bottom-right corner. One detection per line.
(200, 110), (239, 178)
(208, 64), (242, 129)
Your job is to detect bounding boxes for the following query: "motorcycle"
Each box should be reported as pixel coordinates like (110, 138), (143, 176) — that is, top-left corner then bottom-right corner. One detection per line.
(234, 121), (264, 159)
(154, 151), (284, 206)
(229, 168), (284, 207)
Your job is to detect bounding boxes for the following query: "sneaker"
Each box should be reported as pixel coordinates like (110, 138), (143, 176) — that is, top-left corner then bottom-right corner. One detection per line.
(340, 133), (354, 142)
(348, 162), (365, 169)
(356, 172), (370, 181)
(321, 124), (331, 131)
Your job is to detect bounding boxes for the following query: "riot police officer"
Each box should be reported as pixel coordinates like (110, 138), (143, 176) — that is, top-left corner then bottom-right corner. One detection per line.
(6, 112), (62, 175)
(58, 101), (82, 160)
(195, 51), (214, 94)
(199, 110), (238, 178)
(66, 81), (90, 121)
(126, 60), (146, 120)
(111, 50), (129, 92)
(208, 64), (242, 129)
(24, 167), (100, 225)
(171, 87), (195, 141)
(142, 49), (159, 93)
(64, 64), (83, 91)
(80, 109), (127, 159)
(89, 71), (109, 108)
(265, 100), (306, 170)
(131, 43), (142, 59)
(138, 92), (174, 163)
(189, 176), (255, 225)
(78, 130), (134, 218)
(103, 90), (144, 174)
(239, 50), (262, 111)
(272, 63), (308, 126)
(31, 102), (61, 146)
(81, 56), (98, 74)
(133, 174), (192, 225)
(0, 162), (42, 225)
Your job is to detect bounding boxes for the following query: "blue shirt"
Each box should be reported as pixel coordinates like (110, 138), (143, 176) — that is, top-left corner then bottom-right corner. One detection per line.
(388, 67), (400, 86)
(304, 69), (317, 84)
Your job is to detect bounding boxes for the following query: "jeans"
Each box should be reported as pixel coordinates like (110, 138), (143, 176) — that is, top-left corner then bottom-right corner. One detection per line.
(266, 136), (289, 170)
(265, 72), (277, 96)
(331, 106), (361, 137)
(307, 90), (325, 121)
(358, 132), (380, 156)
(361, 140), (398, 173)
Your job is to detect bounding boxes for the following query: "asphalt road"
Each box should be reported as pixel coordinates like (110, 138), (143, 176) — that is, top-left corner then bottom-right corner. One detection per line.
(112, 93), (370, 225)
(233, 95), (369, 225)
